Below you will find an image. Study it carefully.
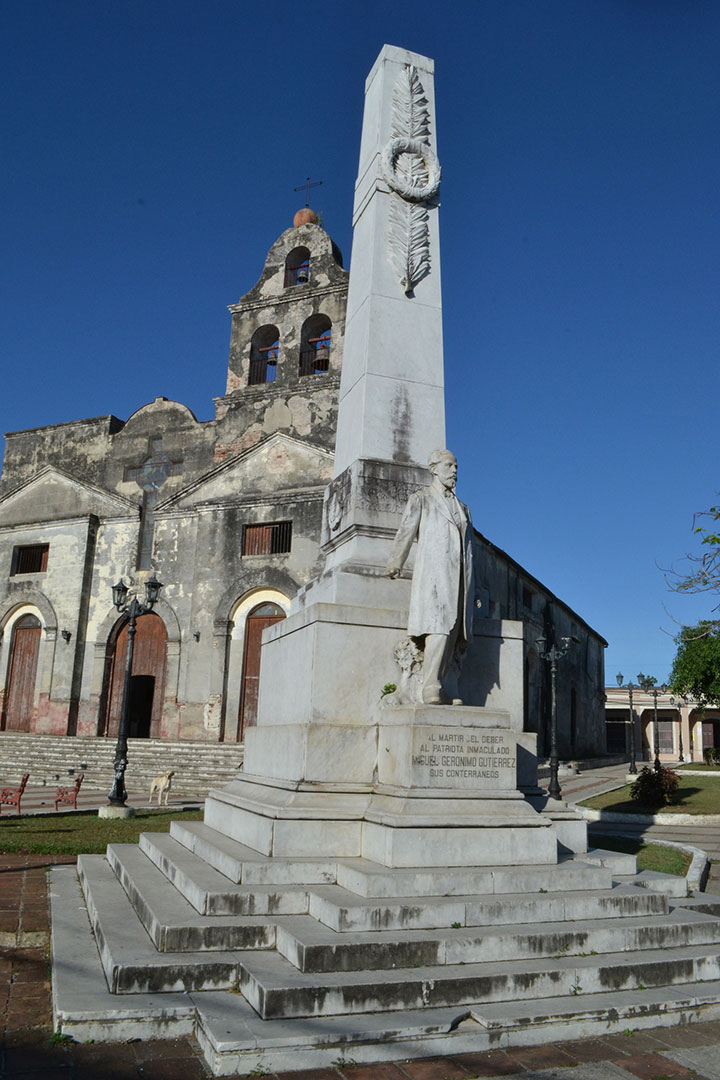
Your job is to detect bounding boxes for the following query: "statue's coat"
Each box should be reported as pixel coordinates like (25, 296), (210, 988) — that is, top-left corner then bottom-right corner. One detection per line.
(388, 480), (474, 639)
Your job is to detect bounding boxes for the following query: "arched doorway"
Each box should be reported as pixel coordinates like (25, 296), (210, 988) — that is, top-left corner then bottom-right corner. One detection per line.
(104, 612), (167, 738)
(238, 602), (286, 740)
(2, 614), (42, 731)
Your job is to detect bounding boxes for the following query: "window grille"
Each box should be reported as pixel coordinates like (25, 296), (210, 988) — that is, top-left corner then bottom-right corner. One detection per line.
(249, 342), (279, 385)
(284, 247), (311, 288)
(242, 521), (292, 556)
(656, 720), (674, 754)
(299, 329), (331, 376)
(284, 260), (310, 287)
(11, 544), (49, 575)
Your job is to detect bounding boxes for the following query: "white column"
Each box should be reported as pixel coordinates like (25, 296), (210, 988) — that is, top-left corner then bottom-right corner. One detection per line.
(333, 45), (445, 475)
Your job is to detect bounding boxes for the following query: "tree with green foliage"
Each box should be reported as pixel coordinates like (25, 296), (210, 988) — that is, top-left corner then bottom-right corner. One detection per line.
(669, 621), (720, 707)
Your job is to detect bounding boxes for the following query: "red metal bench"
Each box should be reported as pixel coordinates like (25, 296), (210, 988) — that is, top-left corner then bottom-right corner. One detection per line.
(54, 773), (84, 812)
(0, 773), (30, 815)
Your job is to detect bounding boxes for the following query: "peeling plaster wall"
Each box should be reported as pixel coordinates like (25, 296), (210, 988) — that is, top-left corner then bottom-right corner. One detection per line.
(1, 416), (123, 497)
(0, 518), (101, 734)
(0, 222), (348, 741)
(215, 224), (348, 461)
(150, 491), (325, 741)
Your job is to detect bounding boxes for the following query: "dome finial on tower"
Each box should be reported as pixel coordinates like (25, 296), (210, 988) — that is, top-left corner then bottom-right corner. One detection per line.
(292, 176), (322, 226)
(293, 207), (319, 227)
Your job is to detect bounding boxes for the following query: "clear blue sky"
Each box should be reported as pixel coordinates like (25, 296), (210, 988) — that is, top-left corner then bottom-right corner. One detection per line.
(2, 1), (719, 684)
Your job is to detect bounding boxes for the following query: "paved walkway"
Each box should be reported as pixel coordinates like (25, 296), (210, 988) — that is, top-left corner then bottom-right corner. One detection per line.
(5, 851), (720, 1079)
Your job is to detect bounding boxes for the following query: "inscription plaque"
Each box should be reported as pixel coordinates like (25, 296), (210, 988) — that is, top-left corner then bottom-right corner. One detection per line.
(410, 725), (517, 790)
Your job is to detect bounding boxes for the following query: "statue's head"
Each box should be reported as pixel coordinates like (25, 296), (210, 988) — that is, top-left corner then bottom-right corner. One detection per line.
(428, 449), (457, 491)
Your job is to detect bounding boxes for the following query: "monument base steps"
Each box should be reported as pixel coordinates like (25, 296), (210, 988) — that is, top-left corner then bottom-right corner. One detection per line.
(51, 813), (720, 1075)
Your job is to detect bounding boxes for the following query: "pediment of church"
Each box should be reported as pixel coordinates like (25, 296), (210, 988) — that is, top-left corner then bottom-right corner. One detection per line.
(0, 466), (137, 527)
(157, 434), (333, 510)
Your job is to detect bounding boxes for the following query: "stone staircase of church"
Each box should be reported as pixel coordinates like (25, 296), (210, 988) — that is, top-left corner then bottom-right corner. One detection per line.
(0, 732), (244, 796)
(50, 811), (720, 1075)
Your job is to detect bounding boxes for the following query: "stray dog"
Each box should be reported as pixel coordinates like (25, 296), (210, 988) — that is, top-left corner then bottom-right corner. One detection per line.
(149, 770), (175, 806)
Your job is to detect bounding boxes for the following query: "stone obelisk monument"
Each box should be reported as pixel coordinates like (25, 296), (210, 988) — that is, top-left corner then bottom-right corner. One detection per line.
(333, 45), (445, 474)
(205, 46), (572, 868)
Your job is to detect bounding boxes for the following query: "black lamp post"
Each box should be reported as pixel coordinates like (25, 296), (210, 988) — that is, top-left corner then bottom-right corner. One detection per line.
(537, 634), (578, 801)
(637, 675), (668, 773)
(615, 673), (638, 774)
(108, 574), (163, 806)
(669, 696), (686, 763)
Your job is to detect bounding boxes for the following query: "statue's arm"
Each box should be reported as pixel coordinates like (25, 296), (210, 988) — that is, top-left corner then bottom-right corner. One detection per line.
(386, 493), (422, 577)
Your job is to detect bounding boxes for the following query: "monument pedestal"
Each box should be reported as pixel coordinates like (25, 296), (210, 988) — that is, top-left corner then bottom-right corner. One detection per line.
(208, 702), (558, 868)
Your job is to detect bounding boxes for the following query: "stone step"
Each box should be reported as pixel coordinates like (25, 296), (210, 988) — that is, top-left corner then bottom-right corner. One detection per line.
(152, 828), (657, 929)
(276, 906), (713, 974)
(304, 879), (661, 932)
(238, 943), (720, 1019)
(0, 732), (244, 794)
(77, 853), (246, 992)
(615, 870), (690, 897)
(673, 892), (720, 918)
(51, 865), (720, 1076)
(105, 844), (284, 952)
(170, 819), (339, 885)
(196, 979), (720, 1074)
(170, 820), (623, 898)
(137, 832), (310, 916)
(333, 853), (615, 898)
(581, 847), (638, 875)
(50, 865), (197, 1041)
(472, 981), (720, 1031)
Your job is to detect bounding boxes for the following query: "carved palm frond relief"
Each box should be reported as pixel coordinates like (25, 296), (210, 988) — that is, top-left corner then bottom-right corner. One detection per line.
(385, 64), (435, 295)
(391, 65), (431, 143)
(389, 196), (430, 296)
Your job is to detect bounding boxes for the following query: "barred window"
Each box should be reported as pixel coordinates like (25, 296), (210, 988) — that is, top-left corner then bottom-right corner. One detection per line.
(656, 720), (674, 754)
(249, 325), (280, 385)
(284, 246), (310, 288)
(242, 521), (292, 556)
(11, 544), (49, 575)
(299, 314), (332, 376)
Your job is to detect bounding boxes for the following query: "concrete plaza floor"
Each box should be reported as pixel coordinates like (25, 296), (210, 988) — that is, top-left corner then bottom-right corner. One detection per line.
(4, 763), (720, 1078)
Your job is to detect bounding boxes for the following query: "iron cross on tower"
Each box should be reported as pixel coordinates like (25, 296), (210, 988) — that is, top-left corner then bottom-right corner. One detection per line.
(294, 176), (322, 207)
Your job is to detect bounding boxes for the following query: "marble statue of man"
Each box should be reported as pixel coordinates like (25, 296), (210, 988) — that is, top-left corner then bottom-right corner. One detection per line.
(386, 449), (476, 705)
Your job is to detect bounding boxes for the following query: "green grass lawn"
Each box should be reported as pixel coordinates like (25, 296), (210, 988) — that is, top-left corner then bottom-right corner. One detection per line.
(0, 808), (203, 855)
(677, 763), (720, 771)
(580, 774), (720, 815)
(591, 833), (691, 877)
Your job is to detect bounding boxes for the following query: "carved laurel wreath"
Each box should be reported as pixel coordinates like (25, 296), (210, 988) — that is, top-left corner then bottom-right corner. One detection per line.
(381, 137), (441, 202)
(383, 65), (441, 296)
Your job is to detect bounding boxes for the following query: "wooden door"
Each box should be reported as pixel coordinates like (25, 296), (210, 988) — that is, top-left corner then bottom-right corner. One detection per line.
(3, 615), (41, 731)
(237, 603), (285, 741)
(105, 613), (167, 738)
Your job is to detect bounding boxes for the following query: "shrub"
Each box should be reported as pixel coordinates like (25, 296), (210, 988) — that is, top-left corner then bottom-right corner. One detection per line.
(704, 747), (720, 766)
(629, 765), (680, 807)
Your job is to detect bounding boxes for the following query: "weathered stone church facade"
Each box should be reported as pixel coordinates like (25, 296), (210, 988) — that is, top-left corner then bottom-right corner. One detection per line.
(0, 214), (607, 756)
